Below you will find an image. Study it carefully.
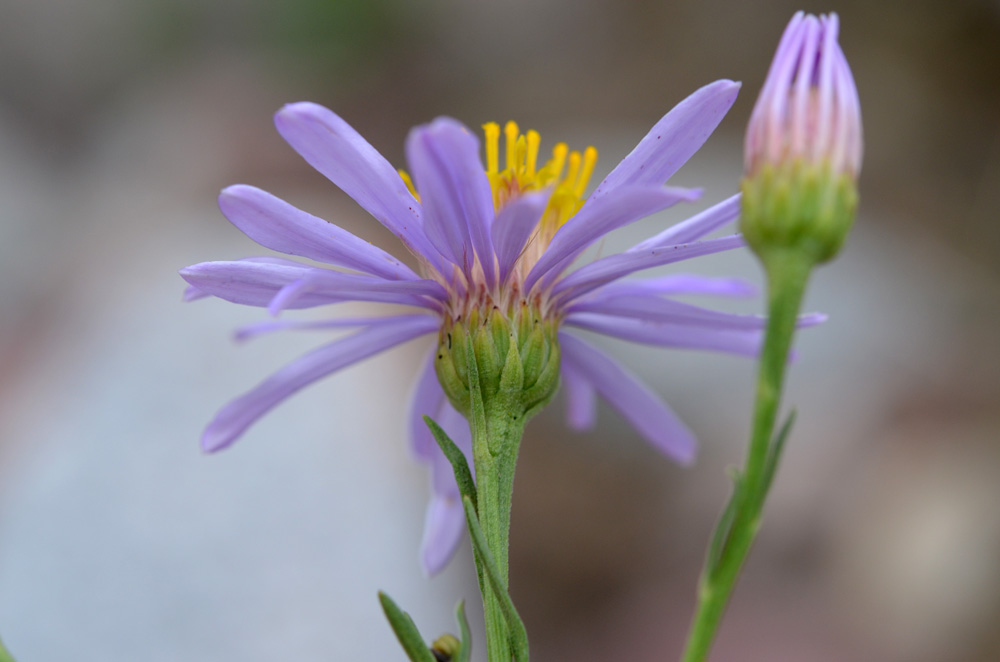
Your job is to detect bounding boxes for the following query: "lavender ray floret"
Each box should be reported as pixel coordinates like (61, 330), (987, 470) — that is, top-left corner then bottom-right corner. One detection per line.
(201, 316), (439, 453)
(273, 103), (443, 270)
(559, 331), (697, 464)
(524, 185), (701, 292)
(587, 80), (741, 201)
(553, 234), (746, 303)
(627, 193), (741, 252)
(218, 184), (419, 281)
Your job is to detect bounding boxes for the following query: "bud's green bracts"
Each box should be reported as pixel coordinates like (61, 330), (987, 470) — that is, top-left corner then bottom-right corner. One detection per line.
(741, 164), (857, 265)
(740, 12), (862, 266)
(435, 301), (560, 428)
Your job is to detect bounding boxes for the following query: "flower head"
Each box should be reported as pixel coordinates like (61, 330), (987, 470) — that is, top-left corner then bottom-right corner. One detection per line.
(741, 12), (862, 263)
(181, 79), (823, 574)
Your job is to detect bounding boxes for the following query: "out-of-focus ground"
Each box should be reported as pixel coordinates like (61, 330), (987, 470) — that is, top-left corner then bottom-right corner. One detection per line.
(0, 1), (998, 660)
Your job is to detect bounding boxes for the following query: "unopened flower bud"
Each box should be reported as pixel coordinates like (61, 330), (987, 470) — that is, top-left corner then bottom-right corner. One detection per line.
(741, 12), (862, 264)
(430, 633), (461, 661)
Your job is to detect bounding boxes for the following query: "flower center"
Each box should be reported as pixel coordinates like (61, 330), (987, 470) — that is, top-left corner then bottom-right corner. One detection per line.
(483, 121), (597, 246)
(400, 122), (598, 321)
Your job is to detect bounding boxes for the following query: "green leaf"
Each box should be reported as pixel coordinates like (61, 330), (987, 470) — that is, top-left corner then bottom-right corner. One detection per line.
(424, 415), (477, 513)
(705, 470), (742, 577)
(461, 497), (529, 661)
(378, 591), (436, 662)
(761, 410), (796, 497)
(0, 635), (14, 662)
(453, 601), (473, 662)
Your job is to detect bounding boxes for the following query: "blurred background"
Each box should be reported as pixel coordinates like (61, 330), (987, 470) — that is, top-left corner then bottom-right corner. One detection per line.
(0, 0), (998, 660)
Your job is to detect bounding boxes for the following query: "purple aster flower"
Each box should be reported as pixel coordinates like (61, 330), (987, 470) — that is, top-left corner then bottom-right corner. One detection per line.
(182, 79), (822, 574)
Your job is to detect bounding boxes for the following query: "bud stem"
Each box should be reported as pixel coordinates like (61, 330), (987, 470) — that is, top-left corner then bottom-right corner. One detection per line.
(680, 248), (815, 662)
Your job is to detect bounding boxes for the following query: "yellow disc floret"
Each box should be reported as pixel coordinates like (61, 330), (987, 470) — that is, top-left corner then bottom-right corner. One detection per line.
(483, 121), (597, 241)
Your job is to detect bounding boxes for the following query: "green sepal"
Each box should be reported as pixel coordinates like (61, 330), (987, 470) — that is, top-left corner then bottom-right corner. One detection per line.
(0, 635), (15, 662)
(423, 415), (477, 514)
(461, 496), (529, 662)
(378, 591), (437, 662)
(463, 339), (489, 452)
(518, 324), (546, 388)
(489, 308), (511, 361)
(762, 410), (796, 497)
(521, 336), (560, 412)
(452, 601), (473, 662)
(473, 322), (501, 397)
(435, 330), (470, 416)
(741, 163), (857, 265)
(497, 328), (525, 397)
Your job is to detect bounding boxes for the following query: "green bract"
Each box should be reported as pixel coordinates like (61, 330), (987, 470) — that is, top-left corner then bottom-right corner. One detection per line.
(740, 162), (858, 266)
(435, 302), (561, 434)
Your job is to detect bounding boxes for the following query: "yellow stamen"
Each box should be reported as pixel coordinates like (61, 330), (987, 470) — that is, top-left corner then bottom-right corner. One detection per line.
(515, 134), (527, 176)
(479, 122), (598, 244)
(525, 130), (540, 177)
(564, 151), (582, 193)
(504, 121), (519, 172)
(550, 143), (568, 181)
(574, 146), (598, 198)
(483, 122), (500, 175)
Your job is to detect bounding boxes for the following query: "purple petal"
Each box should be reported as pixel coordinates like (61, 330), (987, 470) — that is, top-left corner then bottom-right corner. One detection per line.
(218, 185), (418, 281)
(201, 316), (439, 452)
(273, 103), (442, 268)
(570, 296), (770, 329)
(559, 332), (696, 464)
(588, 80), (741, 201)
(561, 361), (596, 431)
(420, 495), (466, 576)
(572, 294), (826, 330)
(524, 185), (701, 292)
(235, 315), (427, 342)
(406, 118), (496, 285)
(179, 261), (446, 310)
(491, 191), (549, 284)
(565, 313), (763, 357)
(590, 274), (758, 299)
(553, 234), (746, 303)
(408, 349), (446, 461)
(183, 285), (209, 302)
(182, 256), (304, 302)
(627, 193), (742, 252)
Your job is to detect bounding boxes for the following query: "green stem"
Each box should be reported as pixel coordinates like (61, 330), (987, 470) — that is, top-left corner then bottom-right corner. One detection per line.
(680, 249), (814, 662)
(0, 635), (14, 662)
(473, 401), (526, 662)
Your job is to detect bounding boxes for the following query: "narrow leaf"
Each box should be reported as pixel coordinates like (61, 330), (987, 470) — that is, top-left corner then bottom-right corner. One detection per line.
(761, 410), (796, 497)
(705, 470), (742, 577)
(454, 601), (473, 662)
(462, 497), (530, 661)
(424, 415), (478, 513)
(378, 591), (437, 662)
